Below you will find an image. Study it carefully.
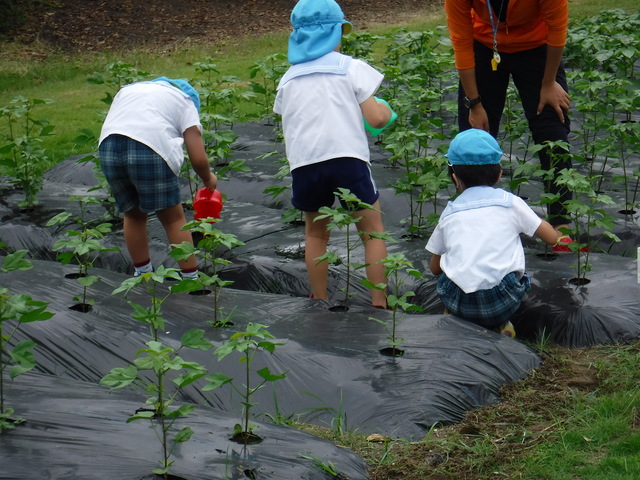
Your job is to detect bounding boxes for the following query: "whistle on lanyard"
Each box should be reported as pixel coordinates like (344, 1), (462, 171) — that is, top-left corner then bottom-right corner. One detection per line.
(491, 50), (501, 71)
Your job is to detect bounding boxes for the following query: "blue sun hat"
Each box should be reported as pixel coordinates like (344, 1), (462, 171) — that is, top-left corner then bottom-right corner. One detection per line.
(446, 128), (503, 165)
(288, 0), (353, 64)
(151, 77), (201, 112)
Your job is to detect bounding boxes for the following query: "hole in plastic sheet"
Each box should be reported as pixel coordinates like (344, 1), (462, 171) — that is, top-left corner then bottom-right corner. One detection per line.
(231, 432), (262, 445)
(618, 209), (637, 215)
(569, 277), (592, 286)
(69, 303), (92, 313)
(329, 304), (349, 312)
(243, 468), (258, 479)
(140, 474), (188, 480)
(65, 272), (86, 279)
(188, 289), (212, 296)
(380, 347), (405, 357)
(536, 252), (559, 261)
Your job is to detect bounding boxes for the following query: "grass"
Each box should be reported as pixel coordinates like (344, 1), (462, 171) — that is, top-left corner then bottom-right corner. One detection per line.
(1, 0), (635, 164)
(297, 342), (640, 479)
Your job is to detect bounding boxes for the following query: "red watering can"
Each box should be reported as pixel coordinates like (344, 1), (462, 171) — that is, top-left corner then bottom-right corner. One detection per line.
(193, 188), (223, 220)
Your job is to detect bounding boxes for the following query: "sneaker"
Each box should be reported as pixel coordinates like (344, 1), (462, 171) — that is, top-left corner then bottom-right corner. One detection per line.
(500, 321), (516, 338)
(552, 236), (589, 253)
(133, 265), (155, 277)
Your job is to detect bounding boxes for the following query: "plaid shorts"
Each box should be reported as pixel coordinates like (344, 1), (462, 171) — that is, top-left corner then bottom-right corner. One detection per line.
(98, 134), (180, 213)
(437, 272), (531, 329)
(290, 157), (379, 212)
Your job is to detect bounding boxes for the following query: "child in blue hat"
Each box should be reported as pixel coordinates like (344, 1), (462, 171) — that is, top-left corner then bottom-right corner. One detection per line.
(99, 77), (217, 278)
(274, 0), (396, 308)
(426, 129), (561, 336)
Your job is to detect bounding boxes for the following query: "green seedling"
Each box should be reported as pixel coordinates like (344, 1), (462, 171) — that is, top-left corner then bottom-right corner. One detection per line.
(552, 167), (620, 284)
(87, 60), (150, 106)
(364, 253), (424, 356)
(194, 56), (255, 131)
(0, 249), (55, 433)
(170, 220), (244, 327)
(609, 116), (640, 214)
(248, 53), (288, 125)
(565, 9), (640, 80)
(314, 188), (394, 308)
(72, 128), (120, 223)
(203, 322), (287, 444)
(46, 196), (120, 312)
(102, 267), (215, 478)
(0, 95), (55, 207)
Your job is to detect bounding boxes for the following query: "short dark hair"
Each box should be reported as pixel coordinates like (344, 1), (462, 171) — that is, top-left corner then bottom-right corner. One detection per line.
(448, 164), (502, 187)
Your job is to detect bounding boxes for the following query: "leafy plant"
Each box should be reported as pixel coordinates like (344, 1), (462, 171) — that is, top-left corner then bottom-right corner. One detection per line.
(169, 219), (245, 327)
(314, 188), (393, 308)
(73, 129), (120, 222)
(0, 249), (55, 433)
(46, 196), (120, 312)
(551, 166), (620, 284)
(0, 95), (55, 207)
(248, 53), (288, 125)
(101, 267), (215, 478)
(364, 253), (424, 356)
(87, 60), (150, 106)
(203, 322), (287, 444)
(609, 113), (640, 214)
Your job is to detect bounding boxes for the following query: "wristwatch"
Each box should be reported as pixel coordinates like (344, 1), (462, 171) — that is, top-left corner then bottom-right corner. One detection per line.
(464, 96), (482, 109)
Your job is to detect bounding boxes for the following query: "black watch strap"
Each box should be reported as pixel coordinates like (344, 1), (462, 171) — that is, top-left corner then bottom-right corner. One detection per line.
(464, 96), (482, 109)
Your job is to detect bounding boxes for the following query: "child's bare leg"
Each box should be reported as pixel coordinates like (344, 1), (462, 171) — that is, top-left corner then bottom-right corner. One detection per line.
(354, 201), (388, 308)
(156, 204), (197, 272)
(304, 211), (331, 299)
(123, 207), (150, 266)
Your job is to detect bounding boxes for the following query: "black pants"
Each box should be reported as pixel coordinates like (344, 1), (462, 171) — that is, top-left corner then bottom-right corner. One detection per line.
(458, 42), (572, 226)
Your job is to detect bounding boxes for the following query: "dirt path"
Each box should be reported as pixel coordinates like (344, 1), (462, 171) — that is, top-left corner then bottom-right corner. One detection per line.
(11, 0), (436, 52)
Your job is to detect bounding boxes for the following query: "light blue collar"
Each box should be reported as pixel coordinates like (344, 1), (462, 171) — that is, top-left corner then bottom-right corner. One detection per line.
(440, 186), (513, 219)
(278, 52), (351, 89)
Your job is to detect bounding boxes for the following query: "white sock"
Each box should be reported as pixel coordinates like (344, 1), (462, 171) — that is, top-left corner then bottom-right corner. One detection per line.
(134, 262), (154, 275)
(180, 270), (199, 280)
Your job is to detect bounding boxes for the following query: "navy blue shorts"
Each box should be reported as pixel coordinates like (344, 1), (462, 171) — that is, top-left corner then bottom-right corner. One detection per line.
(290, 157), (379, 212)
(437, 272), (531, 329)
(98, 134), (180, 214)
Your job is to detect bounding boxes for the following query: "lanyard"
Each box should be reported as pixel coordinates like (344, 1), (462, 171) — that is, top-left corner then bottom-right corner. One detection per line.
(485, 0), (502, 70)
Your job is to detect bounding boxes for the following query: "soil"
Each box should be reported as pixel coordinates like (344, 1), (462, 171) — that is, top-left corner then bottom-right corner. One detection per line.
(9, 0), (437, 52)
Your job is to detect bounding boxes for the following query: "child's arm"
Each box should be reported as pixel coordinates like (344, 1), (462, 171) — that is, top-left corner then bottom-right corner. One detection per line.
(360, 96), (393, 129)
(184, 126), (218, 191)
(429, 254), (443, 275)
(535, 219), (562, 245)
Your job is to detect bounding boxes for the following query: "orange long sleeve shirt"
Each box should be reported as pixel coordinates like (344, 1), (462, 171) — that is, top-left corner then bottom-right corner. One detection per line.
(444, 0), (568, 70)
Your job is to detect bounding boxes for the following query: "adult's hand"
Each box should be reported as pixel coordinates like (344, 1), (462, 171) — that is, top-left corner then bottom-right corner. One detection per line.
(538, 81), (570, 123)
(468, 104), (490, 132)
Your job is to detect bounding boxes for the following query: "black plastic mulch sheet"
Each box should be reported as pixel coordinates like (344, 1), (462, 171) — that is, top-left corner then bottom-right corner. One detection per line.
(1, 121), (640, 347)
(512, 251), (640, 347)
(0, 373), (369, 480)
(3, 259), (540, 441)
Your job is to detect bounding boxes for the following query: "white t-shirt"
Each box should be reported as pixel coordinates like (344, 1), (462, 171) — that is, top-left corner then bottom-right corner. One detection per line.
(426, 187), (542, 294)
(99, 81), (202, 176)
(273, 53), (383, 171)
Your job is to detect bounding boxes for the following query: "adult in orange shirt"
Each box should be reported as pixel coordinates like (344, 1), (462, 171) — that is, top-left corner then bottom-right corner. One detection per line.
(444, 0), (571, 236)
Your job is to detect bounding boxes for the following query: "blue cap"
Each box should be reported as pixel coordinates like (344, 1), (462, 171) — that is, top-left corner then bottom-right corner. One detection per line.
(446, 129), (503, 165)
(288, 0), (353, 64)
(151, 77), (201, 112)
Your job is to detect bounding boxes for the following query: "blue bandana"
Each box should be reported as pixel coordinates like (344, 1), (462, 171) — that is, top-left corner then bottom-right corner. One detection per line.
(151, 77), (200, 112)
(288, 0), (352, 65)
